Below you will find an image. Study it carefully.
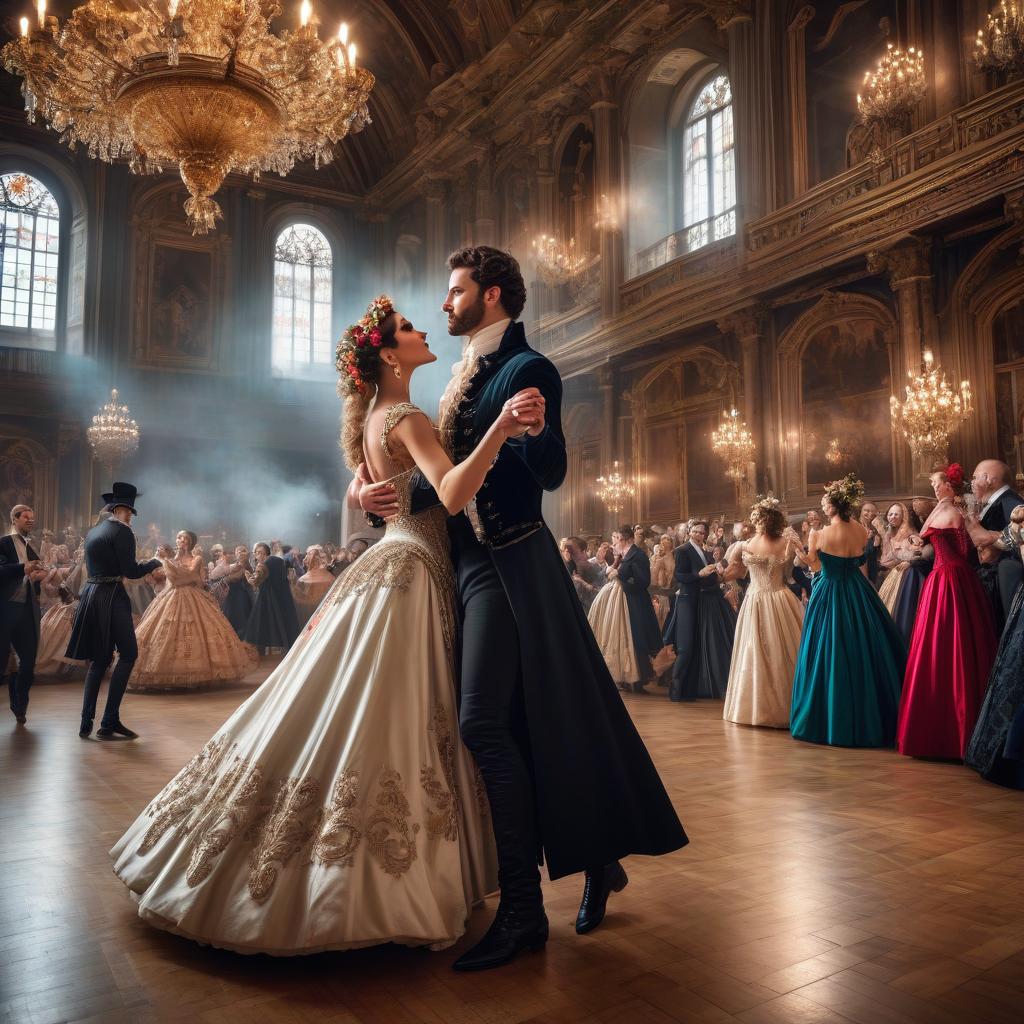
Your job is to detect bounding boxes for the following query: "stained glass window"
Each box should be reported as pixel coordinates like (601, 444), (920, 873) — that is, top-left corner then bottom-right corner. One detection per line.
(682, 74), (736, 253)
(272, 224), (333, 372)
(0, 172), (60, 333)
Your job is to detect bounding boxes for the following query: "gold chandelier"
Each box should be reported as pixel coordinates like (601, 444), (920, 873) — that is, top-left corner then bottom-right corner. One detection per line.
(87, 388), (140, 468)
(889, 348), (973, 464)
(595, 461), (634, 516)
(856, 42), (927, 130)
(711, 408), (755, 482)
(974, 2), (1024, 78)
(531, 233), (596, 288)
(3, 1), (375, 235)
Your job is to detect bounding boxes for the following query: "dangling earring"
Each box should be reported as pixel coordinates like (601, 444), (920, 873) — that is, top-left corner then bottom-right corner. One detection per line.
(393, 364), (402, 380)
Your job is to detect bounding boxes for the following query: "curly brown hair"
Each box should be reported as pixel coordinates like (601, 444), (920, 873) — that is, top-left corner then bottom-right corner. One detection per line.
(447, 246), (527, 320)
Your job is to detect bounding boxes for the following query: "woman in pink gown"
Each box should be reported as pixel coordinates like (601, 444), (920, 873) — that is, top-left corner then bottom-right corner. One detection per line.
(897, 464), (997, 759)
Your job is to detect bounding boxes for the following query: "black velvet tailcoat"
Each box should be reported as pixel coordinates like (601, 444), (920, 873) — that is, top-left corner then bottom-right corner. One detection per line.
(66, 518), (160, 663)
(449, 321), (687, 880)
(617, 544), (663, 672)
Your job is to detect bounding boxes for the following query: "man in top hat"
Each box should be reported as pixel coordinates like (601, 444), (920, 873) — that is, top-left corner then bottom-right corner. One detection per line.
(66, 483), (162, 739)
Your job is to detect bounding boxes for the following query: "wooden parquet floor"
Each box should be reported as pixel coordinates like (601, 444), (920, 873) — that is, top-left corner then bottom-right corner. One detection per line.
(2, 675), (1023, 1024)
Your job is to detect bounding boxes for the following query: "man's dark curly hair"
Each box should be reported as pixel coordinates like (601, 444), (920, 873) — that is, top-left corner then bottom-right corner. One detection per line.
(447, 246), (527, 321)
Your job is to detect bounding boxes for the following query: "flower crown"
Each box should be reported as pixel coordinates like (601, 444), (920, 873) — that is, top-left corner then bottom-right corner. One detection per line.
(335, 294), (395, 397)
(749, 493), (782, 525)
(824, 472), (865, 510)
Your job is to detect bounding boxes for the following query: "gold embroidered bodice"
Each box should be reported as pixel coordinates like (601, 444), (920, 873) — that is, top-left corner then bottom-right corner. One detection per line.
(741, 545), (792, 594)
(332, 403), (456, 654)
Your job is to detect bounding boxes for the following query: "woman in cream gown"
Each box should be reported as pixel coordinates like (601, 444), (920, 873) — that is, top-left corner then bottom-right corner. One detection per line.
(720, 499), (804, 728)
(127, 531), (257, 691)
(292, 544), (335, 626)
(110, 297), (538, 955)
(877, 502), (915, 613)
(588, 574), (641, 687)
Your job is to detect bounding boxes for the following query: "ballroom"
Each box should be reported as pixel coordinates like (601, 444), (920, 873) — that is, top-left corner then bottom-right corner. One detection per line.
(1, 2), (1023, 1022)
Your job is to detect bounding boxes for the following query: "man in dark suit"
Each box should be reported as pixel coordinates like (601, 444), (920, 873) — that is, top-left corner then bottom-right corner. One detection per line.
(669, 520), (720, 701)
(0, 504), (44, 724)
(972, 460), (1024, 620)
(66, 483), (162, 739)
(610, 525), (662, 693)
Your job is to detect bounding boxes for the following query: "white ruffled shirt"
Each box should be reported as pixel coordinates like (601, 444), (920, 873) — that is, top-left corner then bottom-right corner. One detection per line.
(438, 317), (511, 421)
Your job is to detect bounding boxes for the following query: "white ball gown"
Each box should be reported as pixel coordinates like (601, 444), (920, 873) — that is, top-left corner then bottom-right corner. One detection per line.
(127, 555), (258, 691)
(722, 544), (804, 728)
(111, 404), (498, 955)
(588, 578), (640, 686)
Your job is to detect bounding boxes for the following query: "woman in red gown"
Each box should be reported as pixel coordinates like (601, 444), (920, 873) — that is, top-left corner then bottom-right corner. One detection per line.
(897, 464), (997, 759)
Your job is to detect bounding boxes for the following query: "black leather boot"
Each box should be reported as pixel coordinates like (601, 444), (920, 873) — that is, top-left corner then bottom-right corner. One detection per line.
(96, 721), (138, 740)
(79, 718), (93, 739)
(452, 904), (548, 972)
(575, 861), (628, 934)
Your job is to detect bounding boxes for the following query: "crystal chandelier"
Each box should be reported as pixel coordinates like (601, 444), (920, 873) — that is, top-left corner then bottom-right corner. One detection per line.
(974, 2), (1024, 78)
(856, 42), (927, 130)
(532, 233), (595, 288)
(3, 1), (375, 235)
(889, 349), (973, 464)
(87, 388), (140, 468)
(595, 461), (634, 516)
(711, 408), (755, 482)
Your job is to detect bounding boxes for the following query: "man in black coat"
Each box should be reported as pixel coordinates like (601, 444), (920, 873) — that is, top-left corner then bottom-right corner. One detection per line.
(66, 483), (162, 739)
(610, 525), (662, 692)
(972, 460), (1024, 620)
(0, 504), (44, 724)
(360, 247), (686, 972)
(669, 520), (722, 701)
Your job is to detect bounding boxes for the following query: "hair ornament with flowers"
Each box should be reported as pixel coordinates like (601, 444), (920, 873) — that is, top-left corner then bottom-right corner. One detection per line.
(749, 493), (782, 526)
(824, 472), (866, 512)
(943, 462), (965, 492)
(335, 294), (395, 398)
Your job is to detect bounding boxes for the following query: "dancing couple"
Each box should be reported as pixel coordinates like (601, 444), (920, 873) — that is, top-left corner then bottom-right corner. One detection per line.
(111, 247), (686, 967)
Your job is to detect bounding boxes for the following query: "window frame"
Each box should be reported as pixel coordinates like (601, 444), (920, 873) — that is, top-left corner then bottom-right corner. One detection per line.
(0, 170), (63, 351)
(271, 221), (335, 378)
(677, 70), (736, 254)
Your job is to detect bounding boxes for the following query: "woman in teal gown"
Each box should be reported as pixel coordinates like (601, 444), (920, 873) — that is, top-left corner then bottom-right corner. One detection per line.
(790, 475), (907, 747)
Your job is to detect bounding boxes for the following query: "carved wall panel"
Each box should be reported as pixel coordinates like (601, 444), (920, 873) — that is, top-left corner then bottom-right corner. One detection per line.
(778, 291), (899, 502)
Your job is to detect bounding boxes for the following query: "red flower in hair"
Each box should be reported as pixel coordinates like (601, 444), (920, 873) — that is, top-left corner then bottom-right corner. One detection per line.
(370, 328), (382, 347)
(352, 325), (364, 337)
(946, 462), (964, 487)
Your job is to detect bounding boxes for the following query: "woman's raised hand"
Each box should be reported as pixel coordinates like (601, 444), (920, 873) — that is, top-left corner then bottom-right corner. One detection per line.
(495, 387), (545, 439)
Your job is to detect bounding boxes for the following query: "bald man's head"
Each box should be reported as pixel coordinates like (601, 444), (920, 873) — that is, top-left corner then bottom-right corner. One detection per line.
(971, 460), (1011, 502)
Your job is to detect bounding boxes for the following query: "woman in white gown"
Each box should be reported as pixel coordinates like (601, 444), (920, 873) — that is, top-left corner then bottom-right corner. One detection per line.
(719, 496), (805, 728)
(110, 295), (542, 955)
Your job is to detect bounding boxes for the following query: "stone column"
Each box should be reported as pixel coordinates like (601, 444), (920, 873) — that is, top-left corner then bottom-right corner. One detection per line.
(718, 304), (770, 508)
(419, 175), (450, 299)
(591, 99), (624, 321)
(867, 238), (938, 487)
(785, 5), (814, 200)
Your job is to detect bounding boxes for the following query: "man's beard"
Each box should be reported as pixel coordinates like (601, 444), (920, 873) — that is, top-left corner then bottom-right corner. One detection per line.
(447, 294), (486, 337)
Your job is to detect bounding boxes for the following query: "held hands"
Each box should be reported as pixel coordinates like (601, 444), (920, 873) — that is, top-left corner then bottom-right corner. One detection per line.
(496, 388), (545, 439)
(698, 564), (718, 577)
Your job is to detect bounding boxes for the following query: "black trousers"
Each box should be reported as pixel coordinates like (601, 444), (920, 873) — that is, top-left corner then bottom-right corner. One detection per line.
(669, 593), (698, 702)
(451, 515), (543, 913)
(81, 598), (138, 729)
(0, 599), (37, 717)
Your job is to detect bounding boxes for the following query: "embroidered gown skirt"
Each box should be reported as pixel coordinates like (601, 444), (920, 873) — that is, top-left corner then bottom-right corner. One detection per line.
(111, 500), (498, 955)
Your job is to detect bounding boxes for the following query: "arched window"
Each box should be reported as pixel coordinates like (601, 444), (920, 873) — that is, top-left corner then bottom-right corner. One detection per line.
(272, 223), (333, 373)
(1, 172), (60, 333)
(682, 73), (735, 252)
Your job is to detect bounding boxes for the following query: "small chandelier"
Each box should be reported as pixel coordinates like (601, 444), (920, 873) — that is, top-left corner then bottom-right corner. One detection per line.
(711, 408), (755, 482)
(974, 2), (1024, 78)
(532, 234), (595, 287)
(825, 437), (846, 467)
(856, 43), (927, 130)
(3, 1), (374, 234)
(596, 461), (634, 516)
(889, 348), (973, 464)
(87, 388), (140, 468)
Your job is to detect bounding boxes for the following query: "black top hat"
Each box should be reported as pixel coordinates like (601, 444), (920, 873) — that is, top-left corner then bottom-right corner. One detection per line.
(101, 481), (141, 515)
